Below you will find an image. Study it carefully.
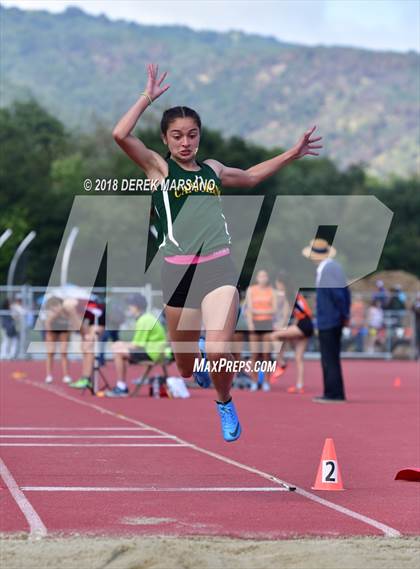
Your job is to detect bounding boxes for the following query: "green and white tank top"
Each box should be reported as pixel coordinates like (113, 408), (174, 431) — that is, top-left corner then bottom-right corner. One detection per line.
(151, 156), (232, 256)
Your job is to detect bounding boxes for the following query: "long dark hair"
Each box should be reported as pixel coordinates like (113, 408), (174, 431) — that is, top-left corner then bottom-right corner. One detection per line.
(160, 106), (201, 159)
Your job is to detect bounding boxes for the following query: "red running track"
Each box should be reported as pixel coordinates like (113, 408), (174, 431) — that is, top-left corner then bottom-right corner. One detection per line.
(0, 359), (419, 539)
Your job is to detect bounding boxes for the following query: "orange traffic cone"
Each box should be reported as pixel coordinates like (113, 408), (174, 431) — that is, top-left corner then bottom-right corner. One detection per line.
(312, 438), (344, 491)
(393, 377), (401, 388)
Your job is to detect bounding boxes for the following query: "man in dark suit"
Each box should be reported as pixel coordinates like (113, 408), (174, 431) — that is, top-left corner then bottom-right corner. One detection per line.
(302, 239), (351, 402)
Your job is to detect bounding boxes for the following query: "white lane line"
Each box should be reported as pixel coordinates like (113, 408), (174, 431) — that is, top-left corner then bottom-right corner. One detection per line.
(0, 435), (174, 439)
(294, 488), (402, 538)
(0, 457), (47, 539)
(22, 486), (289, 493)
(21, 380), (402, 538)
(0, 427), (152, 431)
(1, 443), (187, 447)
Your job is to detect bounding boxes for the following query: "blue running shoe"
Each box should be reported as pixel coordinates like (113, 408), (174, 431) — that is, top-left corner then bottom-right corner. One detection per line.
(193, 336), (211, 388)
(105, 386), (129, 397)
(198, 335), (206, 358)
(193, 369), (211, 388)
(216, 398), (242, 442)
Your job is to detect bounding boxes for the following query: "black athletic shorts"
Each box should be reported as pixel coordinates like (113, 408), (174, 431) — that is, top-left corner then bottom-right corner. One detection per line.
(161, 253), (239, 308)
(128, 348), (152, 364)
(251, 319), (273, 335)
(296, 316), (314, 338)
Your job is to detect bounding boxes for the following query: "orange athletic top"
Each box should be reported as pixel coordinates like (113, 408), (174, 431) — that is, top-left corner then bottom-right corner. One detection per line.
(249, 285), (275, 321)
(293, 293), (313, 321)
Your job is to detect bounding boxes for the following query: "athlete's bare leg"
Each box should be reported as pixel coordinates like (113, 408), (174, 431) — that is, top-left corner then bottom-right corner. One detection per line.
(164, 305), (202, 377)
(276, 339), (287, 367)
(112, 341), (130, 380)
(248, 332), (262, 382)
(261, 330), (273, 368)
(201, 285), (239, 403)
(59, 332), (70, 377)
(45, 331), (56, 378)
(294, 337), (308, 388)
(270, 325), (305, 342)
(81, 325), (104, 378)
(270, 326), (307, 389)
(232, 330), (244, 362)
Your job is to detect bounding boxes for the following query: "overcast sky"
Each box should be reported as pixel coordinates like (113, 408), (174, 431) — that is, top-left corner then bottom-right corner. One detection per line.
(1, 0), (419, 53)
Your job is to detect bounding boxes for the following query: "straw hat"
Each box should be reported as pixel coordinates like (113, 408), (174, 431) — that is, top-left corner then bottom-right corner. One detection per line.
(302, 238), (336, 261)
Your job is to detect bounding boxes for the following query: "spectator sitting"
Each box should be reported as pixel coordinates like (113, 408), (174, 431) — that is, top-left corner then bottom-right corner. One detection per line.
(386, 285), (406, 311)
(395, 284), (407, 306)
(0, 299), (18, 360)
(386, 285), (406, 328)
(366, 299), (384, 353)
(106, 293), (170, 397)
(372, 280), (388, 309)
(350, 293), (367, 352)
(412, 292), (420, 359)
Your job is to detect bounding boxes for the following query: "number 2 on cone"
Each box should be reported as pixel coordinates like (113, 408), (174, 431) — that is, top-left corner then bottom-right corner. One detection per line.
(322, 460), (337, 482)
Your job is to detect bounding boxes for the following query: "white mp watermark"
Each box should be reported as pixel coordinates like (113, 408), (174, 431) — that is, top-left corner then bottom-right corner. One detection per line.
(29, 194), (393, 356)
(193, 358), (276, 374)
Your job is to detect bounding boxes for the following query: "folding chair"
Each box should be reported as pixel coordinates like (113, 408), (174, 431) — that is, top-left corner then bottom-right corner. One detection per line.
(130, 352), (173, 397)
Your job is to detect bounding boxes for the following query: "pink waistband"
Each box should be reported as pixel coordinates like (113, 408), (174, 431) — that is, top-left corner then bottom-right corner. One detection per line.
(165, 247), (230, 265)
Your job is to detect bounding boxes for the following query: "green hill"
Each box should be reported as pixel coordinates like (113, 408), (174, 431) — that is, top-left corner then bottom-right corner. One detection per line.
(1, 5), (418, 179)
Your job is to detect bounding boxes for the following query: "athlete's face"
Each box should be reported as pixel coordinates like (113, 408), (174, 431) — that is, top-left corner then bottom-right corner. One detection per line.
(127, 304), (140, 317)
(164, 118), (201, 161)
(276, 280), (286, 294)
(256, 271), (269, 286)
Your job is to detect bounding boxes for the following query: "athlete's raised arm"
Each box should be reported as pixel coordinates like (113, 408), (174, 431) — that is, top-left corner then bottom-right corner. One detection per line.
(112, 63), (170, 177)
(205, 126), (323, 188)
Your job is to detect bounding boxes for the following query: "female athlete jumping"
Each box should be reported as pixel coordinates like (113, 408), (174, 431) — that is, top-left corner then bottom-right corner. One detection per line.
(112, 63), (322, 441)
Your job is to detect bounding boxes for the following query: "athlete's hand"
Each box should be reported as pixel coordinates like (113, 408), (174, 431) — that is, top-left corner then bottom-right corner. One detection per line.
(144, 63), (170, 102)
(291, 125), (323, 159)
